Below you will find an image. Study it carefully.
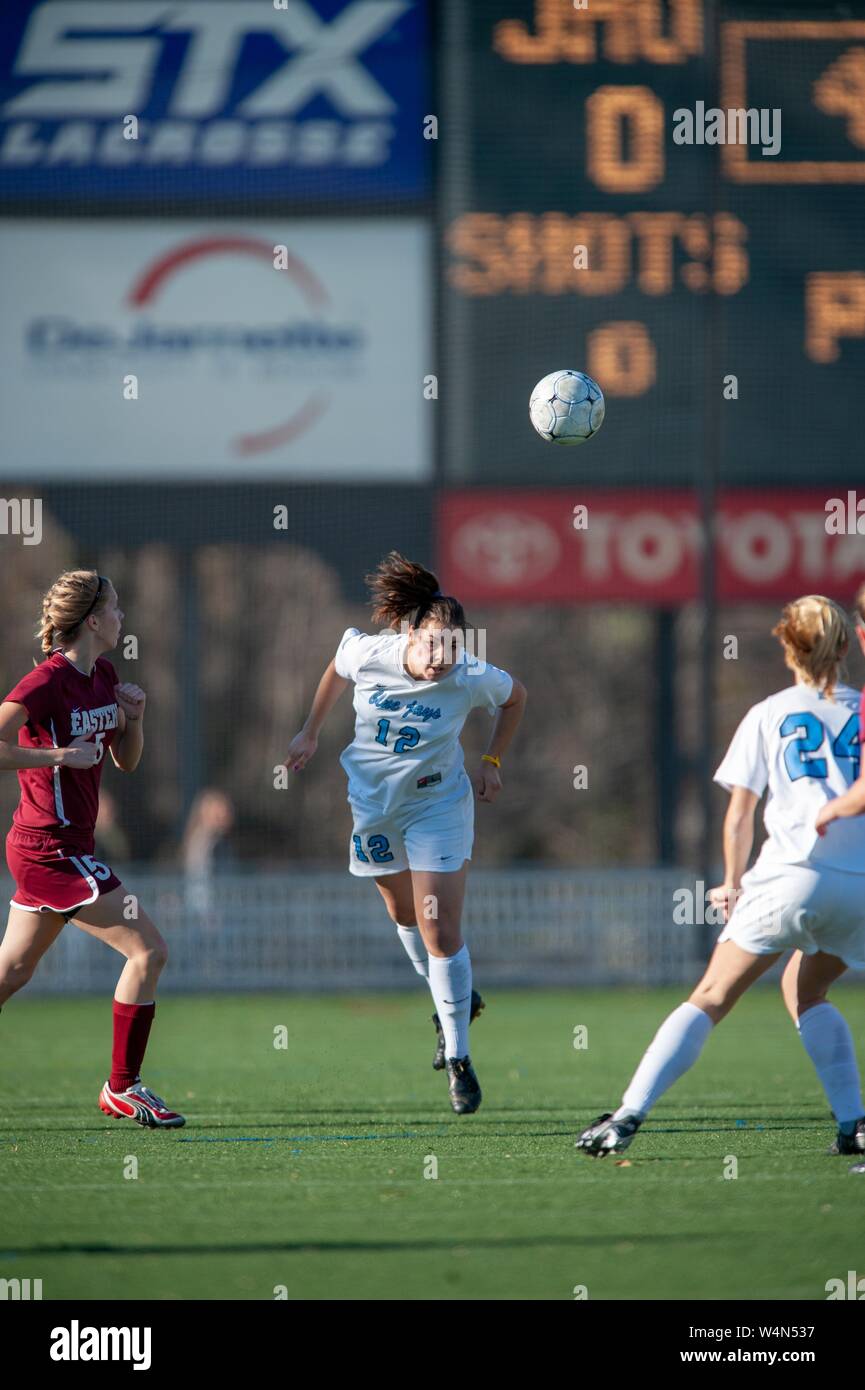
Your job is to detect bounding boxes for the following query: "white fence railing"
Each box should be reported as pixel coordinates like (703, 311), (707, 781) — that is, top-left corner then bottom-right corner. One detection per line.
(2, 867), (729, 993)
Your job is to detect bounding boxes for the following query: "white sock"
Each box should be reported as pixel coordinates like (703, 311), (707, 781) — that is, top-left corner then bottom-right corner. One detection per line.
(396, 924), (430, 984)
(427, 945), (472, 1060)
(617, 1002), (714, 1120)
(796, 1002), (863, 1127)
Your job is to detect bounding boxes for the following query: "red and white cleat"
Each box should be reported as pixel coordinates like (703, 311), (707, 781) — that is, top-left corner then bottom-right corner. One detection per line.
(99, 1079), (186, 1129)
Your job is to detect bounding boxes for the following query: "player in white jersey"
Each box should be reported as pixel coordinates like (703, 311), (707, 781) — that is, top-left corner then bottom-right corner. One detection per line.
(282, 552), (527, 1113)
(578, 595), (865, 1160)
(809, 581), (865, 839)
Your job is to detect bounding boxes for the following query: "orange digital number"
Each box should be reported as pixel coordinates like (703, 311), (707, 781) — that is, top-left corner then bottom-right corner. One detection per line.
(586, 87), (665, 193)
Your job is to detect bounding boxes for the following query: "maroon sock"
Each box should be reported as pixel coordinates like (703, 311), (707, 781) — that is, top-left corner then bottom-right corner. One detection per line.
(110, 1000), (156, 1092)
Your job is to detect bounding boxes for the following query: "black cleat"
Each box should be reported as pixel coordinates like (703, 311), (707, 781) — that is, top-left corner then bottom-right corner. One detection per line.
(432, 990), (485, 1070)
(828, 1117), (865, 1155)
(446, 1056), (482, 1114)
(576, 1110), (642, 1158)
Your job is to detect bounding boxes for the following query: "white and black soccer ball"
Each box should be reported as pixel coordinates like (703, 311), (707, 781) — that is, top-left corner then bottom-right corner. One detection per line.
(529, 369), (605, 445)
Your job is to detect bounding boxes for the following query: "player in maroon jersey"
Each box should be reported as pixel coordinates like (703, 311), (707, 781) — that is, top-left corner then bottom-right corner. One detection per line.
(0, 570), (184, 1128)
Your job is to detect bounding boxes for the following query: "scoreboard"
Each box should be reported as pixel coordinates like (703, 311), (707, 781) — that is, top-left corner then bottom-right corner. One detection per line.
(440, 0), (864, 486)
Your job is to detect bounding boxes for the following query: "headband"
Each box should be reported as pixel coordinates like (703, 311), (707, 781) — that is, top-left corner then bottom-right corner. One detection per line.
(79, 575), (106, 624)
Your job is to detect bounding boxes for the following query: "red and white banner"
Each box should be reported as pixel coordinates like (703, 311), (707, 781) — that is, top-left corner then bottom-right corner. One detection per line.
(439, 489), (865, 603)
(0, 220), (431, 480)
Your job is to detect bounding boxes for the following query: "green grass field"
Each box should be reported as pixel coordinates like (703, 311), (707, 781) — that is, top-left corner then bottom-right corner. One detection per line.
(2, 986), (863, 1301)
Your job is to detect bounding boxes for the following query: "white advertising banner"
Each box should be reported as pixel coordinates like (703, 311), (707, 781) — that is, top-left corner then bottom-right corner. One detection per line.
(0, 220), (431, 479)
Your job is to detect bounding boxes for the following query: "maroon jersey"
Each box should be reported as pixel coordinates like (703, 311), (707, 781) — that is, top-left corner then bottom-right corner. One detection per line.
(3, 651), (120, 852)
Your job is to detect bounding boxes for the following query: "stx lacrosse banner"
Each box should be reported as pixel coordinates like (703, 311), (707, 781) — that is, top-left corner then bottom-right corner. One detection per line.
(438, 488), (865, 604)
(0, 0), (430, 204)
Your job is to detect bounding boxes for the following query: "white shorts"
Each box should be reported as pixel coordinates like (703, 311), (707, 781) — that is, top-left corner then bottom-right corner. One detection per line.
(719, 860), (865, 969)
(348, 786), (474, 877)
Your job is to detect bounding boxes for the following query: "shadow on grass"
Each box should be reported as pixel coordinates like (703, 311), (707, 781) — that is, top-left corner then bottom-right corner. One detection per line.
(2, 1231), (719, 1258)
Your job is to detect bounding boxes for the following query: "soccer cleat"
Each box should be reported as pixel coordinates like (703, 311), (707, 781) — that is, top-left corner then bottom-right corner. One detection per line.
(432, 990), (485, 1070)
(828, 1117), (865, 1156)
(99, 1079), (186, 1129)
(446, 1056), (482, 1114)
(576, 1110), (642, 1158)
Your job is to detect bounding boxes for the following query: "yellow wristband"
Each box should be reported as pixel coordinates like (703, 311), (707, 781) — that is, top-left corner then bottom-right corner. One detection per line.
(481, 753), (501, 768)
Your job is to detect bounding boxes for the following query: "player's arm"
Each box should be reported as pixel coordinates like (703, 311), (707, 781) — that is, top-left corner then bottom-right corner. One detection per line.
(708, 785), (759, 922)
(0, 702), (98, 770)
(282, 659), (350, 773)
(815, 763), (865, 833)
(111, 684), (145, 772)
(476, 677), (528, 803)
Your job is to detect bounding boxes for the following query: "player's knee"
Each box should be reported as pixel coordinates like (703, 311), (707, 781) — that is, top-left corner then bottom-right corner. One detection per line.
(138, 938), (168, 974)
(0, 958), (36, 994)
(425, 930), (464, 958)
(689, 979), (732, 1018)
(388, 898), (416, 926)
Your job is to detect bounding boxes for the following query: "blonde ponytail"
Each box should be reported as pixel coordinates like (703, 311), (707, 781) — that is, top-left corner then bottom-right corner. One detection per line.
(772, 594), (850, 699)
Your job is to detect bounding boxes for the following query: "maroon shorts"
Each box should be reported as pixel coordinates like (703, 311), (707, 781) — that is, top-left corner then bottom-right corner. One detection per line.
(6, 826), (122, 917)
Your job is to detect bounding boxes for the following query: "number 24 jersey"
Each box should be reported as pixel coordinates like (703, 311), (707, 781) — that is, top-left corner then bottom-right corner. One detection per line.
(714, 682), (865, 873)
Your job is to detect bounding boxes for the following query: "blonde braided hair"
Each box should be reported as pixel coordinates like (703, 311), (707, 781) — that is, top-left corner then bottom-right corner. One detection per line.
(37, 570), (108, 655)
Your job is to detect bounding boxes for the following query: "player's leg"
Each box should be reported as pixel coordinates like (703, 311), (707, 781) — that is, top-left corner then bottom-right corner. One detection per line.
(687, 938), (781, 1021)
(780, 949), (863, 1152)
(410, 863), (480, 1111)
(373, 869), (431, 982)
(578, 941), (780, 1156)
(625, 939), (780, 1106)
(403, 787), (481, 1109)
(410, 863), (467, 957)
(351, 813), (436, 991)
(411, 862), (469, 1046)
(780, 947), (847, 1022)
(0, 905), (66, 1008)
(70, 886), (183, 1128)
(72, 886), (168, 1002)
(373, 868), (484, 1070)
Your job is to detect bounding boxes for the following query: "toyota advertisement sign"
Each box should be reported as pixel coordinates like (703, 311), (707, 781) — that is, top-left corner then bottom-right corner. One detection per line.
(439, 490), (865, 604)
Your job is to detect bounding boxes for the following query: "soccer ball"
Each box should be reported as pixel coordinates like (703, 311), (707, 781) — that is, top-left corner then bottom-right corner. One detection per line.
(529, 369), (605, 445)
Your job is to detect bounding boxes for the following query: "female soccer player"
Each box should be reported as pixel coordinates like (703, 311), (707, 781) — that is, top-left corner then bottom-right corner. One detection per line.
(578, 595), (865, 1159)
(0, 570), (184, 1128)
(282, 552), (527, 1114)
(810, 582), (865, 837)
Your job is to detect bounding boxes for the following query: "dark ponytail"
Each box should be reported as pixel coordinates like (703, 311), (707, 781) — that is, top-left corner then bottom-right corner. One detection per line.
(365, 551), (467, 632)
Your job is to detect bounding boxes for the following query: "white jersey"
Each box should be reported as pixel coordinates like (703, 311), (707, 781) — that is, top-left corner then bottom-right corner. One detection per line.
(334, 627), (513, 816)
(714, 682), (865, 874)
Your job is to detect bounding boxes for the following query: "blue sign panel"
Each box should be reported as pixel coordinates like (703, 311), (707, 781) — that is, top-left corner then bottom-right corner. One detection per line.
(0, 0), (429, 202)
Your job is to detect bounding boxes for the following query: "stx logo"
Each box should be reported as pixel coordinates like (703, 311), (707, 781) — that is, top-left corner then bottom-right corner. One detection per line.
(4, 0), (407, 118)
